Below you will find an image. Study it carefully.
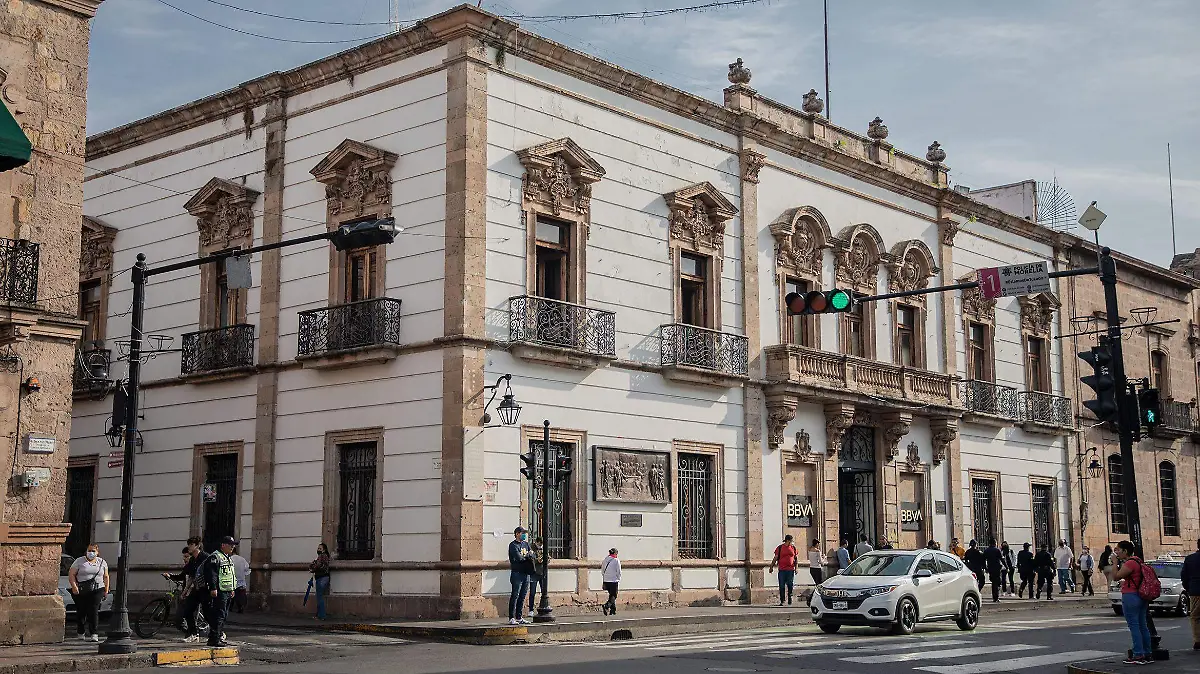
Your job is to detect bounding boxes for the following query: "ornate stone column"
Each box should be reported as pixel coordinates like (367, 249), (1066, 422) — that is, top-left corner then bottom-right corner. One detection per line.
(821, 403), (854, 560)
(881, 412), (912, 543)
(931, 417), (961, 542)
(739, 142), (767, 598)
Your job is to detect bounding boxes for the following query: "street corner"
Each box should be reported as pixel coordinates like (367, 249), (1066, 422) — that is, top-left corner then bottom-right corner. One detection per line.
(153, 645), (240, 667)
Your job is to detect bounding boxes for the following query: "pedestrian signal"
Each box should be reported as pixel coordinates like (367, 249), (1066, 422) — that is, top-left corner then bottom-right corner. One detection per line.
(1138, 388), (1160, 428)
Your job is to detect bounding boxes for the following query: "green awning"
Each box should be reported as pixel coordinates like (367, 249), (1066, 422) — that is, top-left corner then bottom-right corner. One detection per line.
(0, 100), (31, 172)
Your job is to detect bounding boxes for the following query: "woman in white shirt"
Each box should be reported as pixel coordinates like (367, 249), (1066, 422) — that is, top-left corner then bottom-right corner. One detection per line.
(68, 544), (110, 642)
(601, 548), (622, 616)
(230, 546), (251, 613)
(808, 539), (827, 585)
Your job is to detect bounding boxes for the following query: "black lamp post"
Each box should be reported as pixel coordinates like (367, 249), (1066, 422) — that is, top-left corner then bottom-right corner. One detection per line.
(533, 419), (555, 623)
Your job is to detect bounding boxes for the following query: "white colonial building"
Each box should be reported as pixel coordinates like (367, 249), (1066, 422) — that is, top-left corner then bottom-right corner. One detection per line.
(70, 6), (1082, 619)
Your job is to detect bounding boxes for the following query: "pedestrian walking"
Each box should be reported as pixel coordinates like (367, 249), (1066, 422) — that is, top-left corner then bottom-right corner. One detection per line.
(1099, 545), (1115, 585)
(768, 535), (799, 605)
(601, 548), (621, 615)
(1000, 541), (1016, 596)
(179, 536), (210, 642)
(230, 545), (250, 613)
(964, 540), (986, 590)
(807, 539), (826, 585)
(1180, 537), (1199, 651)
(68, 544), (109, 642)
(203, 536), (236, 647)
(308, 542), (331, 620)
(1078, 546), (1096, 596)
(507, 527), (534, 625)
(836, 539), (851, 570)
(528, 537), (546, 616)
(1034, 544), (1055, 600)
(926, 540), (938, 550)
(1113, 540), (1152, 664)
(983, 540), (1004, 603)
(1016, 542), (1035, 599)
(1055, 539), (1076, 593)
(853, 534), (873, 559)
(877, 536), (893, 551)
(951, 537), (966, 560)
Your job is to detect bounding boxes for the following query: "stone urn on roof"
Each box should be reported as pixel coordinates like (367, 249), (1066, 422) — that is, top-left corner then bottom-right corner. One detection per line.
(727, 58), (752, 85)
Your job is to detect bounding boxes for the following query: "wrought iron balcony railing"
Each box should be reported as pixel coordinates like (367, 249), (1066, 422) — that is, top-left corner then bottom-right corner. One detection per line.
(0, 237), (39, 305)
(962, 380), (1019, 419)
(298, 297), (402, 357)
(660, 323), (749, 377)
(1158, 399), (1198, 436)
(508, 295), (616, 357)
(1018, 390), (1073, 428)
(73, 347), (111, 393)
(181, 324), (255, 375)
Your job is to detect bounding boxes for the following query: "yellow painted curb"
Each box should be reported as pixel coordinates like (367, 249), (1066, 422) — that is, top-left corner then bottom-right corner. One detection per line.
(153, 647), (239, 667)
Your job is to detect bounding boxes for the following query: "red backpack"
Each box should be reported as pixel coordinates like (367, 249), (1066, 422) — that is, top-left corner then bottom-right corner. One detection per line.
(1137, 560), (1161, 601)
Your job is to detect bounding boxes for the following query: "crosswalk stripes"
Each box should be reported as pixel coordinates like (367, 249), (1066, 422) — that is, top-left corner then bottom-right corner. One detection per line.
(762, 638), (971, 658)
(914, 650), (1120, 674)
(841, 643), (1039, 663)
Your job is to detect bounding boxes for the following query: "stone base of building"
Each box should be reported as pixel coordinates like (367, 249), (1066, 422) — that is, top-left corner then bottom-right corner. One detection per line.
(0, 594), (66, 646)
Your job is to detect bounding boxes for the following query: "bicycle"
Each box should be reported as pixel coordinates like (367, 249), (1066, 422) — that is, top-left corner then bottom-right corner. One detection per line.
(134, 578), (209, 638)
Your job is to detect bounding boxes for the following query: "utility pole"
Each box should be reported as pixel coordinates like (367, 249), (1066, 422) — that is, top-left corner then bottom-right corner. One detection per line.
(534, 420), (555, 622)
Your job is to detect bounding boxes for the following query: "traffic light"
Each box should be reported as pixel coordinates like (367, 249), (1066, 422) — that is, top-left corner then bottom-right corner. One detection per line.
(520, 450), (538, 481)
(1078, 340), (1118, 424)
(1138, 388), (1161, 429)
(331, 217), (399, 251)
(555, 450), (573, 483)
(785, 289), (854, 315)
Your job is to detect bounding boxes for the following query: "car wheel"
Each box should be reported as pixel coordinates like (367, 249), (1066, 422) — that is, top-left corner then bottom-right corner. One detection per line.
(956, 594), (979, 631)
(892, 598), (917, 635)
(818, 622), (841, 634)
(1112, 606), (1123, 616)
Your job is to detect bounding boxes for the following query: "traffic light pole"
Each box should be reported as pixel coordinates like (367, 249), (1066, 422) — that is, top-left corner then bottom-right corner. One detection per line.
(534, 420), (555, 622)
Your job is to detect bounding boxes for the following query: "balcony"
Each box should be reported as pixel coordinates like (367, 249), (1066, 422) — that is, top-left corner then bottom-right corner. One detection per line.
(1018, 390), (1073, 434)
(961, 380), (1019, 426)
(762, 344), (956, 407)
(1154, 399), (1198, 439)
(181, 324), (255, 380)
(297, 297), (402, 370)
(508, 295), (616, 369)
(73, 347), (111, 397)
(659, 323), (748, 387)
(0, 237), (38, 306)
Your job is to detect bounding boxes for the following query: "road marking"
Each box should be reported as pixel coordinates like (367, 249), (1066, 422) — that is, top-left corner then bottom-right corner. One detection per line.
(842, 643), (1039, 663)
(1072, 626), (1177, 635)
(645, 635), (832, 652)
(594, 630), (784, 648)
(915, 650), (1120, 674)
(763, 639), (972, 658)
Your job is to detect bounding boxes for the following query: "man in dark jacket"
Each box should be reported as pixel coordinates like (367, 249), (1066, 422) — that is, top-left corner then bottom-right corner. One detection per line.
(983, 541), (1004, 603)
(963, 540), (986, 590)
(177, 537), (209, 643)
(507, 526), (535, 625)
(1181, 537), (1200, 650)
(1034, 544), (1055, 600)
(1017, 543), (1035, 599)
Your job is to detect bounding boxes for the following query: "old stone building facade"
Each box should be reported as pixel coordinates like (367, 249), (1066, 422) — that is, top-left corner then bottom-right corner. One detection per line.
(72, 6), (1147, 620)
(0, 0), (102, 645)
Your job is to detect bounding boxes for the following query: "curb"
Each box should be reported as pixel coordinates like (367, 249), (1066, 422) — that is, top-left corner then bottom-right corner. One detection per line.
(0, 646), (238, 674)
(154, 646), (240, 667)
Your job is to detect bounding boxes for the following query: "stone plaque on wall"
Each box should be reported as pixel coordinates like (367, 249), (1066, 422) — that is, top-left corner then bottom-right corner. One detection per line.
(620, 514), (643, 527)
(900, 501), (924, 531)
(935, 500), (947, 515)
(787, 494), (814, 528)
(593, 446), (670, 503)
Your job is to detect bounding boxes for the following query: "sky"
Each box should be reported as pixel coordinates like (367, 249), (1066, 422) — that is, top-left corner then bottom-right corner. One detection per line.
(85, 0), (1200, 269)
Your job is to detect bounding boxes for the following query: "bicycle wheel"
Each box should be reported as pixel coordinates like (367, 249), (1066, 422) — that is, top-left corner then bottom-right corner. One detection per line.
(134, 598), (171, 638)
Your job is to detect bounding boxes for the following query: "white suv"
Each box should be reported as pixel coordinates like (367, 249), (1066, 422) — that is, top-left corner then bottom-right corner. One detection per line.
(810, 549), (981, 635)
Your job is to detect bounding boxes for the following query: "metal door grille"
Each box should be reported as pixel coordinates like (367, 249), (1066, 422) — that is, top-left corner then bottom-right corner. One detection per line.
(971, 479), (996, 547)
(1107, 454), (1127, 534)
(1159, 461), (1179, 537)
(838, 426), (876, 469)
(337, 443), (377, 560)
(527, 440), (573, 558)
(63, 466), (95, 558)
(838, 470), (877, 548)
(1031, 483), (1053, 551)
(677, 453), (714, 559)
(202, 454), (238, 554)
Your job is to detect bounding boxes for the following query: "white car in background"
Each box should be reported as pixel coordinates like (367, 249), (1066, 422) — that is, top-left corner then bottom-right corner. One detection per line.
(59, 553), (115, 616)
(810, 549), (981, 635)
(1107, 556), (1188, 616)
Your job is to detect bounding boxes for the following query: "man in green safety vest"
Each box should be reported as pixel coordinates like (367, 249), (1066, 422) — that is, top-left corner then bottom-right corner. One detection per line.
(203, 536), (237, 647)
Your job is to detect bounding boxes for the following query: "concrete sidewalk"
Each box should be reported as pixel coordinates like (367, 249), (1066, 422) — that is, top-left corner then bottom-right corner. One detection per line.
(0, 637), (238, 674)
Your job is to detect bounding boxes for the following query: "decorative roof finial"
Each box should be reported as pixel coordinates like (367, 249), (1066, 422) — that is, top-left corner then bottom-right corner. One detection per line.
(927, 141), (947, 164)
(727, 58), (752, 85)
(867, 117), (889, 141)
(802, 89), (824, 115)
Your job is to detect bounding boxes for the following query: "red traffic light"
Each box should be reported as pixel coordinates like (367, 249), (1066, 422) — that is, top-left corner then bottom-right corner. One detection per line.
(785, 292), (806, 314)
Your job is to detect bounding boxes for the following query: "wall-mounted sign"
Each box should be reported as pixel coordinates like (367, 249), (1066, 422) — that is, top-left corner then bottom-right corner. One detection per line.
(24, 434), (56, 454)
(787, 495), (814, 528)
(593, 447), (670, 503)
(935, 500), (947, 515)
(483, 479), (498, 503)
(201, 482), (217, 503)
(900, 502), (924, 531)
(620, 513), (643, 528)
(978, 261), (1050, 299)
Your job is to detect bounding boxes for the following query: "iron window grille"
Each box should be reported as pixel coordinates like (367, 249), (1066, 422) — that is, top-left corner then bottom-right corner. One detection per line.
(526, 440), (573, 559)
(1107, 454), (1127, 535)
(971, 479), (996, 547)
(181, 324), (255, 375)
(1018, 390), (1073, 428)
(660, 323), (748, 376)
(337, 442), (377, 560)
(677, 453), (715, 559)
(508, 295), (615, 357)
(1158, 461), (1179, 537)
(298, 297), (402, 356)
(962, 380), (1019, 419)
(0, 238), (38, 305)
(1031, 484), (1054, 552)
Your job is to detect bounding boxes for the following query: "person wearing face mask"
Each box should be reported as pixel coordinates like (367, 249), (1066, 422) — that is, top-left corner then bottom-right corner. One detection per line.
(601, 548), (622, 615)
(507, 527), (535, 625)
(68, 544), (109, 642)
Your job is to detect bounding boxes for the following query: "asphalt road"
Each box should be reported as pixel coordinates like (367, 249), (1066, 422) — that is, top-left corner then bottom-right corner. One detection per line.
(107, 603), (1198, 674)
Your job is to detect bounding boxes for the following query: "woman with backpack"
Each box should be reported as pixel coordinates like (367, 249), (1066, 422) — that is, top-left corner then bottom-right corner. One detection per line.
(1113, 540), (1154, 664)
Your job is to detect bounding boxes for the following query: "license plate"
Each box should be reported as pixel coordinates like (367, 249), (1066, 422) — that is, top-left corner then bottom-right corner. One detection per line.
(832, 601), (848, 610)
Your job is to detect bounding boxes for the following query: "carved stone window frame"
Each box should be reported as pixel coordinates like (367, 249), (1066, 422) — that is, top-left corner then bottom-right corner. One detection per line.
(769, 206), (831, 347)
(517, 138), (605, 304)
(886, 240), (938, 369)
(664, 182), (737, 329)
(959, 272), (998, 382)
(321, 427), (386, 563)
(671, 438), (726, 561)
(310, 139), (397, 305)
(80, 216), (116, 345)
(183, 178), (259, 329)
(189, 440), (245, 540)
(1018, 292), (1059, 392)
(518, 424), (588, 560)
(832, 224), (886, 359)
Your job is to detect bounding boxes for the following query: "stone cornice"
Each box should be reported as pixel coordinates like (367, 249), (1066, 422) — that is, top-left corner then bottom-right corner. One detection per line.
(1059, 235), (1200, 291)
(36, 0), (103, 18)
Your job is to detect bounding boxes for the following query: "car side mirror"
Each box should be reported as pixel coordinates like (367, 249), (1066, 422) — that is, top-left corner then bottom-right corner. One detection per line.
(914, 569), (933, 579)
(835, 568), (845, 575)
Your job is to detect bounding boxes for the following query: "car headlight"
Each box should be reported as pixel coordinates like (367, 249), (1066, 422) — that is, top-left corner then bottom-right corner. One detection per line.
(864, 585), (899, 597)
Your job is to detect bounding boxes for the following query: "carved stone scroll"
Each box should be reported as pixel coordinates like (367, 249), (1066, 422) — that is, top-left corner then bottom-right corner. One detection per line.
(766, 401), (797, 451)
(663, 182), (738, 255)
(1018, 292), (1060, 338)
(824, 404), (855, 457)
(517, 137), (605, 233)
(881, 412), (912, 461)
(80, 216), (116, 280)
(183, 177), (260, 251)
(310, 139), (398, 226)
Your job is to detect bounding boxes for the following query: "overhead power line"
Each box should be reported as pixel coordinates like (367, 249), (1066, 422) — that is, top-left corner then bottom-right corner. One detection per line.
(197, 0), (411, 27)
(153, 0), (396, 43)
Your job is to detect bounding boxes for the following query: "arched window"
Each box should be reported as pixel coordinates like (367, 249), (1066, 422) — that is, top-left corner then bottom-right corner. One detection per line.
(1159, 461), (1179, 537)
(1107, 454), (1127, 535)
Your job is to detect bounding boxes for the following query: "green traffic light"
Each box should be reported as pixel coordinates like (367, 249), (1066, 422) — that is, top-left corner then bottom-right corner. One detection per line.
(829, 290), (851, 311)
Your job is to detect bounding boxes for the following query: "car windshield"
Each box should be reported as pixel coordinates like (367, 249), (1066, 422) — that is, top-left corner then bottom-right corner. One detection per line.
(60, 555), (72, 576)
(844, 553), (916, 576)
(1149, 563), (1181, 579)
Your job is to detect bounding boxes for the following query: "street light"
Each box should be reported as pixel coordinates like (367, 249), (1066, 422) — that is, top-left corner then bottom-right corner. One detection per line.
(1082, 447), (1104, 479)
(482, 374), (521, 426)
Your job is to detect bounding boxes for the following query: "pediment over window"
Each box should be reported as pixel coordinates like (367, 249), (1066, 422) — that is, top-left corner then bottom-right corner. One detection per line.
(518, 138), (606, 222)
(663, 182), (737, 254)
(769, 206), (831, 278)
(886, 239), (940, 296)
(183, 178), (260, 250)
(957, 272), (996, 323)
(1018, 292), (1060, 337)
(832, 223), (885, 290)
(310, 139), (397, 224)
(81, 216), (116, 280)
